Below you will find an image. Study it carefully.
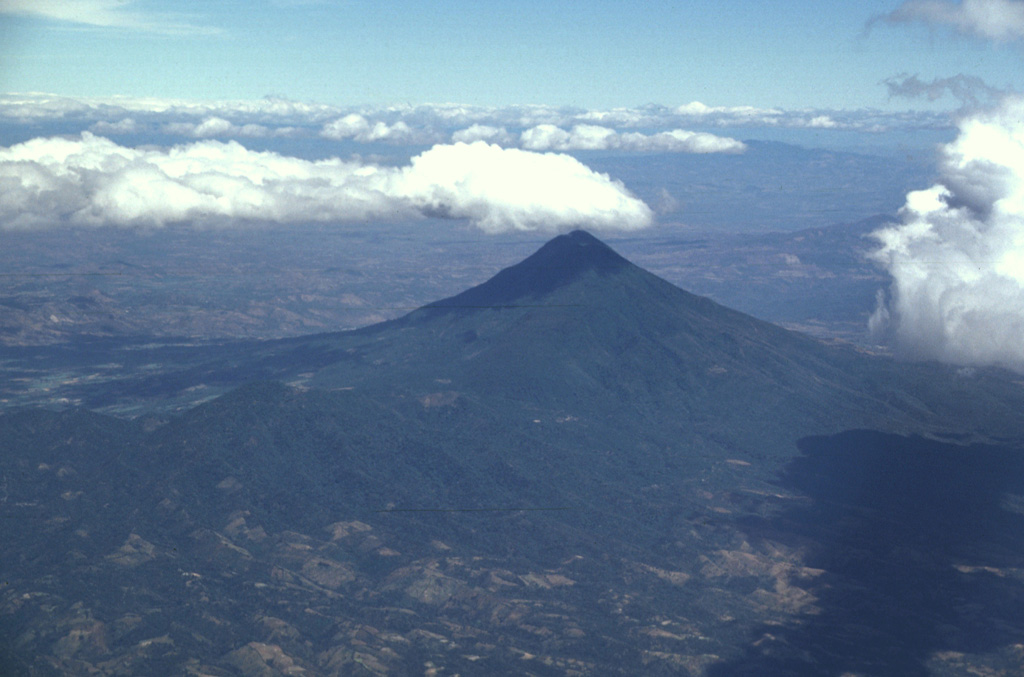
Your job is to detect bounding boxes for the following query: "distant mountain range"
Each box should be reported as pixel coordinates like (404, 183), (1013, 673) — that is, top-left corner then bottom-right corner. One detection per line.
(2, 231), (1023, 675)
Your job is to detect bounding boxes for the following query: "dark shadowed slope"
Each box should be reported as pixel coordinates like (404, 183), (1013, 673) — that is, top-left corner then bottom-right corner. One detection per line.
(709, 431), (1024, 676)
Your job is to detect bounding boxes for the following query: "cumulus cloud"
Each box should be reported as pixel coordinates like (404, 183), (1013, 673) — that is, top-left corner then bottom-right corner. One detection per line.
(320, 114), (423, 144)
(0, 134), (651, 233)
(520, 124), (746, 154)
(806, 115), (839, 129)
(396, 142), (652, 232)
(675, 101), (783, 120)
(90, 117), (140, 135)
(0, 94), (956, 145)
(521, 124), (593, 151)
(673, 101), (796, 127)
(623, 130), (747, 153)
(870, 97), (1024, 369)
(876, 0), (1024, 41)
(0, 93), (341, 128)
(160, 116), (294, 138)
(451, 124), (513, 145)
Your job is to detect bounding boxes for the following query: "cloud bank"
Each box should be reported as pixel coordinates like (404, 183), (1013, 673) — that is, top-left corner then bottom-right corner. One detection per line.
(0, 94), (955, 147)
(878, 0), (1024, 41)
(160, 116), (298, 139)
(870, 97), (1024, 369)
(0, 134), (652, 233)
(518, 124), (746, 154)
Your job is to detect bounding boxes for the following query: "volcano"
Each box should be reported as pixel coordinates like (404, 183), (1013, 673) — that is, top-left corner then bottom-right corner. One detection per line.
(2, 231), (1024, 676)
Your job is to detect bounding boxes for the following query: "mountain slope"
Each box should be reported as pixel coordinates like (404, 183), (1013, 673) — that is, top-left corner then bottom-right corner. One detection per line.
(2, 231), (1024, 675)
(278, 230), (1022, 454)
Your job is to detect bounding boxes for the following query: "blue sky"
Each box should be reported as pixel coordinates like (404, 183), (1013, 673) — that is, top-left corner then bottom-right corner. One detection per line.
(1, 0), (1021, 109)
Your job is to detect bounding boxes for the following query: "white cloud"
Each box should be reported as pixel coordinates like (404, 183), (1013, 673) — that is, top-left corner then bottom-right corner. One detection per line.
(89, 117), (140, 135)
(0, 134), (651, 234)
(189, 117), (236, 137)
(160, 116), (292, 138)
(320, 114), (424, 144)
(674, 101), (785, 125)
(320, 114), (369, 139)
(520, 124), (574, 151)
(395, 142), (652, 233)
(0, 94), (954, 143)
(162, 117), (232, 138)
(623, 129), (747, 153)
(870, 97), (1024, 369)
(0, 93), (341, 127)
(575, 108), (647, 126)
(0, 0), (220, 36)
(806, 115), (839, 129)
(520, 124), (746, 154)
(451, 124), (513, 145)
(879, 0), (1024, 41)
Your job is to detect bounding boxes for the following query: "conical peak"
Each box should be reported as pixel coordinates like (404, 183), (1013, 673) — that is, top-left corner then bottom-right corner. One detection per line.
(553, 229), (607, 246)
(430, 230), (635, 308)
(528, 229), (630, 274)
(505, 229), (634, 287)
